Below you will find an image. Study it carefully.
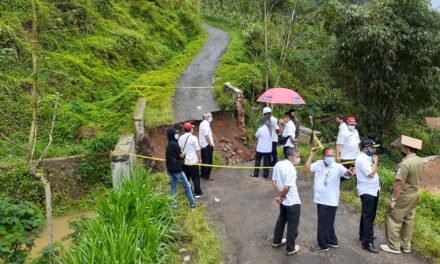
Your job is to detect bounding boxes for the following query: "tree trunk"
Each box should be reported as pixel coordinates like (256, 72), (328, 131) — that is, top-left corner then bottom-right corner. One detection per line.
(41, 175), (53, 245)
(264, 0), (270, 91)
(27, 0), (39, 166)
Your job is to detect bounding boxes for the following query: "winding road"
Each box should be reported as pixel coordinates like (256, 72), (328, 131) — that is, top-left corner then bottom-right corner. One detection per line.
(173, 24), (229, 123)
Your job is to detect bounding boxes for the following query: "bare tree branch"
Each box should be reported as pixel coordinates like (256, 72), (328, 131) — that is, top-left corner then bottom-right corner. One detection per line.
(35, 97), (59, 168)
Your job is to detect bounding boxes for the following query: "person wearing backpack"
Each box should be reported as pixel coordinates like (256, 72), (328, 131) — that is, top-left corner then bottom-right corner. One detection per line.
(179, 122), (204, 198)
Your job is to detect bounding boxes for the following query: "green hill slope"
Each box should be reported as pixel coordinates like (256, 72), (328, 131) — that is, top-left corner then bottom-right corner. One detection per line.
(0, 0), (203, 159)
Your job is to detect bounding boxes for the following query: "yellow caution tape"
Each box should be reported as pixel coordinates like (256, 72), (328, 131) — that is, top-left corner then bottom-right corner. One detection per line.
(312, 132), (324, 149)
(111, 151), (354, 169)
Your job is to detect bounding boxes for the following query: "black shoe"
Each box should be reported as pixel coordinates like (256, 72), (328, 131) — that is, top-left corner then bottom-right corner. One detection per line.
(328, 243), (339, 248)
(194, 192), (205, 198)
(250, 174), (258, 178)
(310, 244), (329, 252)
(201, 176), (213, 180)
(363, 243), (379, 254)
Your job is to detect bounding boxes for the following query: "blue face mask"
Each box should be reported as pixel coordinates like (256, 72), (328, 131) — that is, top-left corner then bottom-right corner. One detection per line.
(366, 151), (375, 157)
(324, 157), (335, 166)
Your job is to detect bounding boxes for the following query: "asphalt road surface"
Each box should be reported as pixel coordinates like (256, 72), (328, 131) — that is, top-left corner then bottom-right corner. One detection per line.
(173, 24), (229, 123)
(202, 162), (431, 264)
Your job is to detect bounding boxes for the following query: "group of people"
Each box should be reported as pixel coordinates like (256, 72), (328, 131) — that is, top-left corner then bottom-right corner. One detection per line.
(165, 112), (216, 208)
(165, 108), (425, 258)
(251, 107), (300, 178)
(268, 114), (424, 257)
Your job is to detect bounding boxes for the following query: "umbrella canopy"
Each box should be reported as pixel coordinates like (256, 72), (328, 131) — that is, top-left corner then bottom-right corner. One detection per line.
(257, 88), (306, 105)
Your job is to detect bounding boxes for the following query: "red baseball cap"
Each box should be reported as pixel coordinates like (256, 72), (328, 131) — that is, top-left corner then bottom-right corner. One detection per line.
(347, 116), (357, 125)
(183, 122), (195, 131)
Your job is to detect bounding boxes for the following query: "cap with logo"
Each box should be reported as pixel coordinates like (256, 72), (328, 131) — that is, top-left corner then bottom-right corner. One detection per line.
(347, 116), (357, 125)
(360, 139), (380, 148)
(390, 135), (422, 150)
(263, 107), (272, 114)
(183, 122), (195, 131)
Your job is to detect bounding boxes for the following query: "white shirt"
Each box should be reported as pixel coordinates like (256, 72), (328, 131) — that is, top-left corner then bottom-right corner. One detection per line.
(339, 122), (348, 133)
(199, 120), (214, 148)
(255, 125), (272, 153)
(272, 159), (301, 206)
(270, 116), (280, 142)
(355, 152), (380, 197)
(336, 128), (360, 160)
(310, 160), (348, 206)
(282, 120), (296, 148)
(178, 133), (201, 164)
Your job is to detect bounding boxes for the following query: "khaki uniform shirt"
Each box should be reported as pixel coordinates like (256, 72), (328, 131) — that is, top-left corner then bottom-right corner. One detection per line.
(395, 153), (424, 194)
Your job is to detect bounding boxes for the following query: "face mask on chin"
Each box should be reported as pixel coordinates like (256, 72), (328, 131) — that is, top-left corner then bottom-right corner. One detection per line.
(366, 150), (375, 157)
(348, 125), (356, 131)
(208, 117), (213, 123)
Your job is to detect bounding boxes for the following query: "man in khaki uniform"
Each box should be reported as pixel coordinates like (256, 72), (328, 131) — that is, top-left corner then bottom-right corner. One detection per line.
(380, 135), (424, 254)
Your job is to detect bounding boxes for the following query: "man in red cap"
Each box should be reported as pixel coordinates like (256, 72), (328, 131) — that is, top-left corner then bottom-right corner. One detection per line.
(178, 122), (204, 198)
(336, 116), (360, 169)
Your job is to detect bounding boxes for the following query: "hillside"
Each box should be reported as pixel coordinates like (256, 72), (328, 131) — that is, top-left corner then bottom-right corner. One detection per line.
(0, 0), (204, 159)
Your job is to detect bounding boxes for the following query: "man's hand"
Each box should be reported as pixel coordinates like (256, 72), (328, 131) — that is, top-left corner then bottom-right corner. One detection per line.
(372, 155), (379, 164)
(310, 147), (318, 156)
(179, 151), (186, 158)
(348, 167), (356, 176)
(389, 200), (396, 212)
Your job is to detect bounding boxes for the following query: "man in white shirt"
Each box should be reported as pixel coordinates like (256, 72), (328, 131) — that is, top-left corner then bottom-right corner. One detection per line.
(336, 116), (360, 168)
(305, 147), (356, 252)
(250, 118), (272, 178)
(355, 139), (381, 253)
(271, 147), (302, 256)
(179, 122), (204, 198)
(281, 112), (296, 158)
(263, 107), (280, 166)
(199, 112), (215, 180)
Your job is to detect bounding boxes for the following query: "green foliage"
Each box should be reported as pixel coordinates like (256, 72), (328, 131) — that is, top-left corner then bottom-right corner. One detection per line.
(0, 198), (43, 264)
(323, 0), (440, 138)
(60, 168), (180, 263)
(0, 0), (202, 158)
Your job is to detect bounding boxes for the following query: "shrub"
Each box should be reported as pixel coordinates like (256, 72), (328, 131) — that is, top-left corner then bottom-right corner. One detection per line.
(0, 199), (43, 264)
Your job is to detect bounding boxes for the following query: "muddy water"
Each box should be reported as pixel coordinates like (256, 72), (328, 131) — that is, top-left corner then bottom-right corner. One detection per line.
(29, 211), (94, 260)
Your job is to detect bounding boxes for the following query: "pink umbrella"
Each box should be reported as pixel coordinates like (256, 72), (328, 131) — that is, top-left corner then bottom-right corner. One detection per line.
(257, 88), (306, 105)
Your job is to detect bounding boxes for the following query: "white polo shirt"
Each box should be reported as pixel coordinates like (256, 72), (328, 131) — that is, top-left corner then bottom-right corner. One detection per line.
(336, 129), (360, 160)
(272, 159), (301, 206)
(199, 120), (214, 148)
(255, 125), (272, 153)
(355, 152), (380, 197)
(338, 122), (348, 133)
(178, 133), (201, 164)
(282, 120), (296, 148)
(270, 116), (280, 142)
(310, 160), (348, 206)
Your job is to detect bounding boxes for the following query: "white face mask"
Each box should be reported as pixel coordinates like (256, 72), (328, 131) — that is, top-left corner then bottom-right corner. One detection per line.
(348, 125), (356, 131)
(293, 157), (301, 165)
(208, 117), (213, 123)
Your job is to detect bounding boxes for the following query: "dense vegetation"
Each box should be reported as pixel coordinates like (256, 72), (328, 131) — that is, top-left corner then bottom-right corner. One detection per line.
(204, 0), (440, 155)
(57, 169), (221, 264)
(0, 0), (202, 161)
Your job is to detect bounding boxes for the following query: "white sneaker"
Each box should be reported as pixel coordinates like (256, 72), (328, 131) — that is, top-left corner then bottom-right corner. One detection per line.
(380, 244), (401, 254)
(402, 248), (411, 253)
(272, 238), (287, 248)
(286, 245), (301, 255)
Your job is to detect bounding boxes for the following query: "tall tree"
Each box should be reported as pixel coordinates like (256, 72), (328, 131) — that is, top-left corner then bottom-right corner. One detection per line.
(324, 0), (440, 139)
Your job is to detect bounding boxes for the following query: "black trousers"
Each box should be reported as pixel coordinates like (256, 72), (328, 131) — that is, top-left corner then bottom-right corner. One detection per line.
(273, 204), (301, 252)
(317, 204), (338, 248)
(253, 152), (271, 178)
(359, 192), (379, 245)
(201, 145), (213, 178)
(271, 142), (278, 166)
(183, 165), (202, 195)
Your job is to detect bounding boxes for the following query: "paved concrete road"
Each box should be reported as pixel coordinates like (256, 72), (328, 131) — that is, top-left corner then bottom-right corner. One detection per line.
(202, 163), (431, 264)
(173, 24), (229, 123)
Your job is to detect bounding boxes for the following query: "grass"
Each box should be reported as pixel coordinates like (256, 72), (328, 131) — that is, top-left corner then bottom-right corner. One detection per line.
(58, 167), (222, 264)
(339, 166), (440, 264)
